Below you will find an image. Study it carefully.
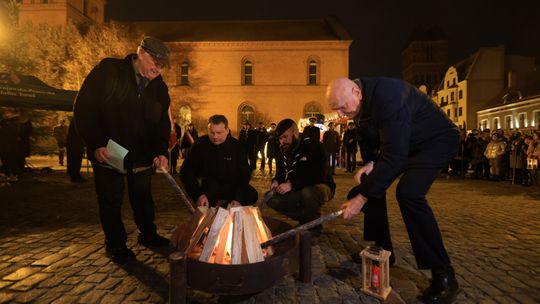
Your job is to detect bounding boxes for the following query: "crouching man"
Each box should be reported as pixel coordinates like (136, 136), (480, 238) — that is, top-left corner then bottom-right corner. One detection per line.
(266, 118), (335, 237)
(180, 114), (258, 207)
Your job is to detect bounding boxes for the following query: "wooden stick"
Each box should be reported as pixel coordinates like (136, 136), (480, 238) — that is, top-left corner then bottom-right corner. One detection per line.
(260, 209), (343, 248)
(160, 170), (196, 214)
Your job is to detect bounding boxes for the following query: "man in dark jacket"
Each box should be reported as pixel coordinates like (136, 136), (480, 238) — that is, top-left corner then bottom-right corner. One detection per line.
(266, 118), (335, 237)
(322, 122), (340, 175)
(180, 115), (257, 207)
(74, 37), (171, 263)
(327, 77), (460, 304)
(342, 122), (358, 172)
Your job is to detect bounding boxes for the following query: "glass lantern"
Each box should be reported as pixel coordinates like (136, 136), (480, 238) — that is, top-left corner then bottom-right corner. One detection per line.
(360, 245), (392, 300)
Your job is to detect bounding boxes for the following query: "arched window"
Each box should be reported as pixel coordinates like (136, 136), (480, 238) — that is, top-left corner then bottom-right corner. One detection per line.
(308, 59), (318, 85)
(179, 61), (189, 86)
(492, 117), (500, 130)
(242, 59), (253, 85)
(304, 102), (322, 118)
(239, 104), (255, 124)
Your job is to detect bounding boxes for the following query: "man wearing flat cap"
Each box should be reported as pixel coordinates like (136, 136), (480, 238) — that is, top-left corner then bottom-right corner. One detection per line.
(74, 36), (171, 263)
(266, 118), (335, 237)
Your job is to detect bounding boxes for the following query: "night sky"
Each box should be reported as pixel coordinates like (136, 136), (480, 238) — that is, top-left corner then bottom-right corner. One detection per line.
(106, 0), (540, 78)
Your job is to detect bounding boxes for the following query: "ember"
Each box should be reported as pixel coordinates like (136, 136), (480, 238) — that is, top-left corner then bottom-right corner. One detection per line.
(174, 206), (274, 265)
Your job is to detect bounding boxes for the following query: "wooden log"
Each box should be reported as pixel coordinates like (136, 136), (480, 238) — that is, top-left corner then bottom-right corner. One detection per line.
(185, 207), (217, 255)
(161, 171), (196, 214)
(174, 206), (208, 252)
(249, 207), (274, 256)
(230, 209), (244, 264)
(199, 207), (229, 262)
(243, 209), (265, 263)
(214, 212), (233, 264)
(169, 251), (187, 304)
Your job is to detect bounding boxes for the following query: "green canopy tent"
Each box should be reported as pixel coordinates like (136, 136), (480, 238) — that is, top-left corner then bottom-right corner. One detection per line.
(0, 73), (77, 111)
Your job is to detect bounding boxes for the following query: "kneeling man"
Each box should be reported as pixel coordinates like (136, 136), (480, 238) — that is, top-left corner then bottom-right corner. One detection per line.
(180, 114), (258, 207)
(266, 118), (335, 236)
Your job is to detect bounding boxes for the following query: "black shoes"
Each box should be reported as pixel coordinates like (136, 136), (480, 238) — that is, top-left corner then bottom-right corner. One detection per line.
(420, 266), (459, 304)
(138, 234), (170, 248)
(106, 246), (135, 264)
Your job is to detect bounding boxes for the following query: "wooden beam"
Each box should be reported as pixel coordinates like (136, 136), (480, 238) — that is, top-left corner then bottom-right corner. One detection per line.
(231, 208), (244, 265)
(243, 209), (265, 263)
(199, 207), (229, 262)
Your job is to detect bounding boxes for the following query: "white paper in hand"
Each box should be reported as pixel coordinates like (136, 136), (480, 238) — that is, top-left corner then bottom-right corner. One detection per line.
(106, 139), (128, 173)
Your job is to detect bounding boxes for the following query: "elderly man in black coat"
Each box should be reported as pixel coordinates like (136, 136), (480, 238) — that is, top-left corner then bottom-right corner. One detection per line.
(326, 77), (459, 304)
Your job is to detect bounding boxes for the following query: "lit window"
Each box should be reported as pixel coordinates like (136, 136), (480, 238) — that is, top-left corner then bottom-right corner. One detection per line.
(480, 119), (488, 130)
(242, 60), (253, 85)
(240, 105), (255, 124)
(308, 60), (317, 85)
(505, 115), (513, 129)
(179, 61), (189, 86)
(518, 113), (527, 128)
(493, 117), (500, 129)
(304, 102), (321, 118)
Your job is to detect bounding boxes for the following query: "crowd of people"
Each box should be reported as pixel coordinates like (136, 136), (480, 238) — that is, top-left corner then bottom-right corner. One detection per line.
(451, 128), (540, 186)
(0, 109), (32, 183)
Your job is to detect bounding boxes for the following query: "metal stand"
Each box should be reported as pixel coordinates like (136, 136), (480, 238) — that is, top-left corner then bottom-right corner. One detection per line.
(299, 231), (312, 283)
(169, 252), (187, 304)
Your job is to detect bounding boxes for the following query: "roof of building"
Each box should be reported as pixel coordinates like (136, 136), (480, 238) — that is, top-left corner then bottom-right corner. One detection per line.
(119, 17), (352, 42)
(478, 74), (540, 110)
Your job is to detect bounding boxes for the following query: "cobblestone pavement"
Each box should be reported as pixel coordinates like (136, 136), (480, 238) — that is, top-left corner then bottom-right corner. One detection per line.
(0, 161), (539, 303)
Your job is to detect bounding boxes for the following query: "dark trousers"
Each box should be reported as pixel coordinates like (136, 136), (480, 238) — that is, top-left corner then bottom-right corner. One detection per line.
(201, 178), (258, 206)
(363, 134), (458, 270)
(267, 184), (334, 224)
(327, 151), (338, 174)
(247, 147), (257, 171)
(170, 145), (180, 173)
(67, 148), (84, 178)
(346, 150), (357, 172)
(257, 146), (266, 170)
(93, 164), (157, 249)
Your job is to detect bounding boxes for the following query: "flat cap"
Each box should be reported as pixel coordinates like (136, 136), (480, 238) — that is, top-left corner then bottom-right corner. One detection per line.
(275, 118), (295, 137)
(140, 36), (170, 67)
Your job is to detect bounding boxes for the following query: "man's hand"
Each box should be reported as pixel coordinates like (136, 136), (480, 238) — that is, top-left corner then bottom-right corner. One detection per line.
(94, 147), (109, 163)
(275, 181), (292, 194)
(153, 155), (168, 170)
(341, 194), (368, 219)
(197, 194), (209, 207)
(270, 180), (279, 191)
(354, 161), (374, 184)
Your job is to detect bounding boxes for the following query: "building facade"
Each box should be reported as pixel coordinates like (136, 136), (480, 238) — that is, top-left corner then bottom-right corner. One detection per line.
(129, 18), (352, 135)
(401, 25), (448, 95)
(433, 45), (537, 130)
(18, 0), (105, 26)
(477, 96), (540, 134)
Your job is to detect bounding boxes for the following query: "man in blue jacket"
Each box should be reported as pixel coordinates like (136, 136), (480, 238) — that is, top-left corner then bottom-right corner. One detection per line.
(74, 37), (171, 263)
(326, 77), (459, 303)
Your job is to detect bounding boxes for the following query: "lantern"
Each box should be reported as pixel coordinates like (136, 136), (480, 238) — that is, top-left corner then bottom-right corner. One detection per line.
(360, 245), (392, 300)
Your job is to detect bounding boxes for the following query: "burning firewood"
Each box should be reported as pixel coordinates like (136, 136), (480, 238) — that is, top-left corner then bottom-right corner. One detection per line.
(174, 206), (274, 265)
